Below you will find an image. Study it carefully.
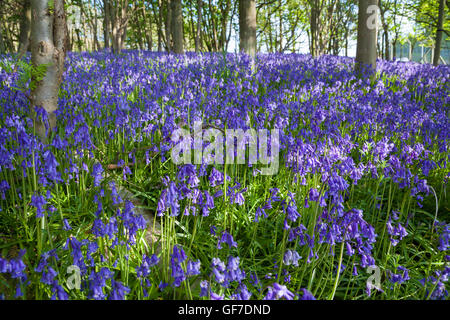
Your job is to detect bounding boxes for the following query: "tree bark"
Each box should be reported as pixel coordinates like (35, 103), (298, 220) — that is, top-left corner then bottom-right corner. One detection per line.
(208, 0), (219, 51)
(157, 0), (163, 51)
(310, 0), (319, 57)
(356, 0), (378, 72)
(93, 0), (99, 50)
(141, 1), (152, 50)
(0, 24), (5, 54)
(30, 0), (67, 140)
(18, 0), (31, 56)
(278, 0), (282, 52)
(165, 0), (172, 52)
(379, 0), (389, 60)
(171, 0), (184, 54)
(2, 20), (15, 52)
(195, 0), (202, 52)
(110, 0), (128, 54)
(220, 0), (231, 51)
(239, 0), (256, 58)
(433, 0), (445, 66)
(103, 0), (111, 49)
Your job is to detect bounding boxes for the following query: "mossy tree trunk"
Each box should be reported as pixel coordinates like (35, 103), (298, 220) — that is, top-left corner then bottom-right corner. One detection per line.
(30, 0), (67, 140)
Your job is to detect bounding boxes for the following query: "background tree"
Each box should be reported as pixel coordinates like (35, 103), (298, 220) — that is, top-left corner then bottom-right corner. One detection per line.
(0, 25), (5, 54)
(1, 0), (447, 63)
(195, 0), (203, 52)
(18, 0), (31, 56)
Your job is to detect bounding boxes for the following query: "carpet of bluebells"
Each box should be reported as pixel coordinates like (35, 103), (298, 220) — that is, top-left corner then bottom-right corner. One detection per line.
(0, 51), (449, 300)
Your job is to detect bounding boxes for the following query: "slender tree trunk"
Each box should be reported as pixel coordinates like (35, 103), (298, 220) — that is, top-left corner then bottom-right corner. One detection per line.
(2, 20), (14, 52)
(64, 20), (71, 51)
(135, 7), (144, 50)
(0, 24), (5, 54)
(165, 0), (172, 52)
(433, 0), (445, 66)
(110, 0), (128, 54)
(239, 0), (256, 58)
(310, 0), (319, 56)
(30, 0), (67, 140)
(356, 0), (378, 72)
(383, 31), (389, 59)
(103, 0), (111, 49)
(195, 0), (202, 52)
(93, 0), (99, 50)
(220, 0), (231, 51)
(392, 38), (397, 59)
(209, 0), (219, 51)
(225, 0), (237, 51)
(379, 1), (389, 60)
(141, 2), (152, 50)
(75, 27), (82, 51)
(18, 0), (31, 56)
(345, 29), (348, 56)
(268, 9), (273, 52)
(171, 0), (184, 54)
(278, 0), (282, 52)
(157, 0), (163, 51)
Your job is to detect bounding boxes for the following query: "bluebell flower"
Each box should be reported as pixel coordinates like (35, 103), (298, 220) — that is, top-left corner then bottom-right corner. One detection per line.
(232, 283), (252, 300)
(41, 266), (58, 285)
(389, 266), (410, 285)
(226, 256), (245, 282)
(186, 260), (201, 276)
(31, 193), (46, 218)
(299, 288), (316, 300)
(309, 188), (320, 201)
(283, 250), (301, 266)
(92, 163), (103, 187)
(109, 280), (130, 300)
(199, 280), (209, 297)
(210, 292), (224, 300)
(218, 230), (238, 249)
(63, 219), (72, 231)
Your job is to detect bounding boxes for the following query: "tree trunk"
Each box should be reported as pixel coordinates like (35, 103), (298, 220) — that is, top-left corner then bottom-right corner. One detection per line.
(433, 0), (445, 66)
(379, 1), (389, 60)
(134, 7), (144, 50)
(0, 24), (6, 54)
(103, 0), (111, 49)
(278, 0), (282, 52)
(195, 0), (202, 52)
(18, 0), (31, 56)
(65, 21), (72, 51)
(239, 0), (256, 58)
(220, 0), (231, 51)
(0, 24), (5, 54)
(356, 0), (378, 72)
(165, 0), (172, 52)
(75, 27), (82, 51)
(171, 0), (184, 54)
(345, 29), (348, 56)
(141, 2), (152, 50)
(310, 0), (319, 57)
(2, 20), (15, 52)
(110, 0), (128, 54)
(93, 0), (99, 50)
(209, 0), (219, 51)
(157, 0), (163, 51)
(30, 0), (67, 140)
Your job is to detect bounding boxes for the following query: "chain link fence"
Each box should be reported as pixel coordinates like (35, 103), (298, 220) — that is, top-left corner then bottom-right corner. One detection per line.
(393, 40), (449, 64)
